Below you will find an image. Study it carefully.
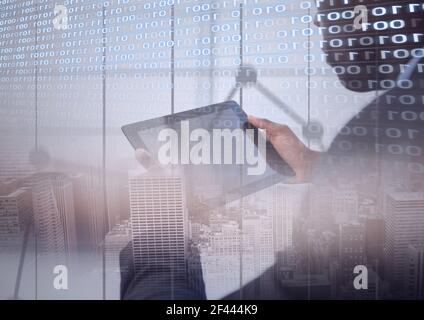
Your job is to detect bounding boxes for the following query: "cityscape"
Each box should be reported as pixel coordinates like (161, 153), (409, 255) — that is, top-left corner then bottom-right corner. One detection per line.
(1, 0), (424, 303)
(1, 147), (423, 300)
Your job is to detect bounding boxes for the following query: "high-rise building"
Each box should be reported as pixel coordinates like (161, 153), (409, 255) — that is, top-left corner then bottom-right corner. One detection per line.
(309, 185), (334, 228)
(339, 222), (366, 285)
(405, 244), (424, 299)
(200, 219), (241, 299)
(0, 187), (32, 249)
(242, 214), (274, 278)
(329, 258), (341, 298)
(306, 229), (338, 275)
(129, 170), (189, 294)
(241, 214), (274, 297)
(332, 187), (358, 224)
(187, 244), (206, 299)
(49, 174), (77, 255)
(105, 171), (130, 230)
(364, 215), (385, 275)
(104, 220), (131, 300)
(31, 176), (66, 258)
(189, 221), (202, 243)
(105, 220), (131, 272)
(22, 173), (78, 259)
(272, 183), (303, 270)
(385, 192), (424, 292)
(71, 172), (106, 252)
(0, 140), (35, 180)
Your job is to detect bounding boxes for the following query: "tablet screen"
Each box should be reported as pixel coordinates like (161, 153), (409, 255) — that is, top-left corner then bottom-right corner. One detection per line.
(122, 101), (294, 209)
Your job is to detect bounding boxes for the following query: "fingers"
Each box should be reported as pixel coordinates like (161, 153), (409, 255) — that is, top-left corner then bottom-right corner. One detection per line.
(248, 115), (291, 143)
(247, 115), (267, 129)
(248, 115), (284, 132)
(135, 148), (156, 170)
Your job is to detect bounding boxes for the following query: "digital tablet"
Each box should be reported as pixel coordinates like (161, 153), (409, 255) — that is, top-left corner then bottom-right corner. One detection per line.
(122, 101), (294, 209)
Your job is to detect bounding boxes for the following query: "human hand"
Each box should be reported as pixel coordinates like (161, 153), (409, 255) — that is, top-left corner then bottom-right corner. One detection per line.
(248, 115), (321, 183)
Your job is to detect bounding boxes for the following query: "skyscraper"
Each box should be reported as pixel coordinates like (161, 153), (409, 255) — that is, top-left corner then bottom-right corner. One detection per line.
(129, 170), (189, 295)
(23, 173), (78, 259)
(200, 219), (241, 299)
(242, 214), (274, 279)
(272, 183), (304, 271)
(339, 222), (366, 285)
(364, 215), (385, 275)
(332, 186), (359, 224)
(71, 172), (106, 252)
(104, 220), (132, 300)
(385, 192), (424, 293)
(0, 186), (32, 250)
(49, 174), (78, 255)
(0, 140), (35, 181)
(31, 175), (66, 259)
(405, 244), (424, 299)
(241, 213), (274, 297)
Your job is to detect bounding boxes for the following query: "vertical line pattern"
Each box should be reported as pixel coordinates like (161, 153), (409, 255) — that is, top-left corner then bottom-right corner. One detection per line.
(238, 2), (244, 300)
(307, 7), (311, 301)
(307, 7), (311, 148)
(171, 4), (175, 115)
(239, 3), (243, 108)
(34, 0), (39, 300)
(170, 3), (176, 300)
(209, 1), (217, 103)
(101, 2), (109, 301)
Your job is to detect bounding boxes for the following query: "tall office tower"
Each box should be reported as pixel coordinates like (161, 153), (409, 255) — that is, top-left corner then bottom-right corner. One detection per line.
(329, 258), (341, 298)
(332, 186), (359, 224)
(31, 176), (66, 258)
(241, 214), (274, 296)
(385, 192), (424, 293)
(187, 245), (206, 299)
(242, 214), (274, 279)
(0, 187), (32, 250)
(364, 215), (385, 275)
(189, 221), (202, 243)
(339, 222), (366, 285)
(71, 172), (106, 252)
(104, 220), (131, 300)
(0, 140), (35, 180)
(105, 171), (130, 229)
(272, 183), (304, 271)
(22, 173), (77, 258)
(306, 229), (338, 275)
(200, 220), (241, 299)
(129, 171), (189, 294)
(309, 185), (334, 228)
(49, 174), (78, 255)
(405, 244), (424, 299)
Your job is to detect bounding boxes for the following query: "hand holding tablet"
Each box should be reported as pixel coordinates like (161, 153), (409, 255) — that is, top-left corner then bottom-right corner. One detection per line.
(122, 101), (295, 208)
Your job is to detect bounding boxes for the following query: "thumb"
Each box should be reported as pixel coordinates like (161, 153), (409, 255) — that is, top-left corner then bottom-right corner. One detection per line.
(247, 115), (284, 140)
(248, 115), (280, 131)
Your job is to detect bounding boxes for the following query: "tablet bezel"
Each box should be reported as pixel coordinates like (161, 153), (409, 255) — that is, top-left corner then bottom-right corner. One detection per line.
(121, 100), (294, 208)
(122, 101), (245, 151)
